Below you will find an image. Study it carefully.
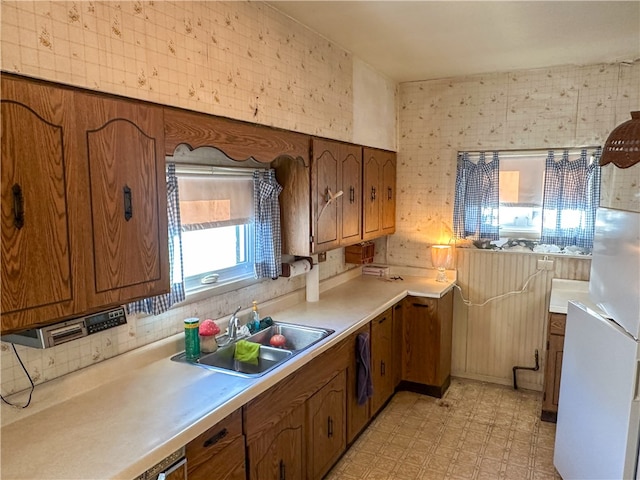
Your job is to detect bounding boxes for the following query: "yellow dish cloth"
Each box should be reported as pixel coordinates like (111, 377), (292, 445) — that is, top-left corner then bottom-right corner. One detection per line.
(234, 340), (260, 365)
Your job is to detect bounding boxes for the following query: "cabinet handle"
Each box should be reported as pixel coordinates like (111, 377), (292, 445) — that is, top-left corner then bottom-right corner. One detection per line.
(349, 185), (355, 203)
(378, 315), (388, 324)
(388, 187), (392, 200)
(412, 303), (431, 308)
(371, 186), (377, 201)
(12, 184), (24, 229)
(327, 416), (333, 438)
(203, 427), (228, 448)
(381, 360), (386, 376)
(123, 185), (133, 221)
(279, 459), (286, 480)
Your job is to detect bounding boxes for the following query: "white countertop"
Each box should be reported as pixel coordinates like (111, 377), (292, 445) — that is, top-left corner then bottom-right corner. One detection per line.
(549, 278), (603, 315)
(1, 272), (454, 480)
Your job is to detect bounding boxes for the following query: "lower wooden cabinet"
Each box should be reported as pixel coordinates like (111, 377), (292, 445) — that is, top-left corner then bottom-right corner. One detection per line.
(401, 290), (454, 398)
(248, 403), (305, 480)
(542, 312), (566, 422)
(186, 409), (246, 480)
(346, 323), (371, 444)
(371, 308), (394, 415)
(306, 371), (347, 479)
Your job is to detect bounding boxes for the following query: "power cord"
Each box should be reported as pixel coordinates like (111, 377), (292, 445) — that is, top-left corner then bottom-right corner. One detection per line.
(0, 344), (35, 409)
(453, 268), (544, 307)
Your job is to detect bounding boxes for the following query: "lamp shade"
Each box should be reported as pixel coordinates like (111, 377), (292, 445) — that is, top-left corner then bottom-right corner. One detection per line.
(600, 111), (640, 169)
(431, 245), (452, 269)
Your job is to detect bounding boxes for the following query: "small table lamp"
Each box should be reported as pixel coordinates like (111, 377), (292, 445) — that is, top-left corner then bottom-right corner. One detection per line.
(431, 245), (453, 282)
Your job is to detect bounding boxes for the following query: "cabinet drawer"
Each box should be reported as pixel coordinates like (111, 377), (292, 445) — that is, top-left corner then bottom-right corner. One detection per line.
(549, 313), (567, 336)
(186, 409), (243, 470)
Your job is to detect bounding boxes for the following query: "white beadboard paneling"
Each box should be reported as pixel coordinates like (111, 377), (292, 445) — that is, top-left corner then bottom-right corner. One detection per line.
(452, 249), (590, 391)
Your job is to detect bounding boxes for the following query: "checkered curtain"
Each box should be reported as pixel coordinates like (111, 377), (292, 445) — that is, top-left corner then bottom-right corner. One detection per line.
(127, 163), (186, 315)
(541, 148), (601, 248)
(454, 152), (500, 240)
(253, 170), (283, 279)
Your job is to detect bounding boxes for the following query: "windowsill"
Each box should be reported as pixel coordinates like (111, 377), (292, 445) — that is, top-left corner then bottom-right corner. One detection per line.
(458, 247), (591, 259)
(183, 275), (265, 304)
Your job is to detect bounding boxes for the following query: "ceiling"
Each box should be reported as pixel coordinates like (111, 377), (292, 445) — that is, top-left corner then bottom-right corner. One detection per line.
(267, 1), (640, 83)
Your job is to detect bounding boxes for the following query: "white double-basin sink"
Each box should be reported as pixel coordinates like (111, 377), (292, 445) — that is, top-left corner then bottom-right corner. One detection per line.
(171, 322), (335, 377)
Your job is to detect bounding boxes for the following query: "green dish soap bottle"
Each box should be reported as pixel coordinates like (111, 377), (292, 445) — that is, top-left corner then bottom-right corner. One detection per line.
(250, 300), (261, 333)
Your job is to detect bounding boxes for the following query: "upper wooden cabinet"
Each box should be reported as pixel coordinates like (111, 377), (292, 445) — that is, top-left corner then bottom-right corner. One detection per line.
(275, 138), (365, 255)
(362, 147), (396, 241)
(1, 75), (169, 333)
(1, 76), (78, 330)
(312, 138), (362, 252)
(74, 91), (169, 310)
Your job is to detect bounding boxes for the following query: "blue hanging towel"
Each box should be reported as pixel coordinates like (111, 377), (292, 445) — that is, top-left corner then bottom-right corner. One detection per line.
(356, 332), (373, 405)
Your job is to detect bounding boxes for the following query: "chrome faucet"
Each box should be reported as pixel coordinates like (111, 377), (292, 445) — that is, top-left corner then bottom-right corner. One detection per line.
(227, 306), (242, 342)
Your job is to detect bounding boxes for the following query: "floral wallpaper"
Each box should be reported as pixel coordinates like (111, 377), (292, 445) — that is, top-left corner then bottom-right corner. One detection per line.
(0, 1), (396, 396)
(0, 0), (390, 141)
(392, 61), (640, 268)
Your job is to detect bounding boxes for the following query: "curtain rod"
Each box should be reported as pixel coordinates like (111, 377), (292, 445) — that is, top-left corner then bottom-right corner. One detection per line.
(459, 146), (601, 158)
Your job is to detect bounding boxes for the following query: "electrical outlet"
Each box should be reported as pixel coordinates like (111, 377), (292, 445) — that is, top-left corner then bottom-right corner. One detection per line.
(537, 259), (554, 271)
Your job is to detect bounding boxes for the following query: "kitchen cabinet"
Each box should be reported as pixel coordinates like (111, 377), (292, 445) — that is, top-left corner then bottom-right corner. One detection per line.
(186, 409), (245, 480)
(401, 290), (454, 398)
(74, 90), (169, 311)
(1, 75), (169, 333)
(541, 313), (566, 422)
(346, 323), (371, 444)
(244, 333), (351, 480)
(392, 301), (404, 389)
(370, 308), (395, 415)
(312, 138), (362, 252)
(1, 75), (78, 331)
(248, 403), (305, 480)
(362, 147), (396, 241)
(306, 370), (347, 480)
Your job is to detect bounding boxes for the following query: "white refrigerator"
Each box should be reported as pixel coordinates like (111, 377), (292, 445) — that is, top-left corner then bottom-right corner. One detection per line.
(555, 207), (640, 479)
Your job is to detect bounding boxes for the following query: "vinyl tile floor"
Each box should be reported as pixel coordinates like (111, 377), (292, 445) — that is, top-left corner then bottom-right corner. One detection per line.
(326, 378), (562, 480)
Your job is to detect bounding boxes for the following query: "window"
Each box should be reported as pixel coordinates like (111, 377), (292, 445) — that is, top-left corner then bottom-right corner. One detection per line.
(176, 166), (256, 292)
(498, 154), (545, 240)
(454, 148), (601, 251)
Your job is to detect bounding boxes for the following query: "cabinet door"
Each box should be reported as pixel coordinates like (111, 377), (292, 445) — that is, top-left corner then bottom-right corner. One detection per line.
(340, 144), (362, 245)
(74, 92), (169, 307)
(306, 370), (346, 480)
(187, 409), (244, 480)
(346, 324), (371, 444)
(402, 292), (453, 393)
(381, 154), (396, 235)
(392, 302), (404, 389)
(542, 313), (566, 421)
(362, 148), (381, 240)
(312, 139), (341, 252)
(248, 403), (305, 480)
(1, 77), (78, 332)
(371, 308), (394, 414)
